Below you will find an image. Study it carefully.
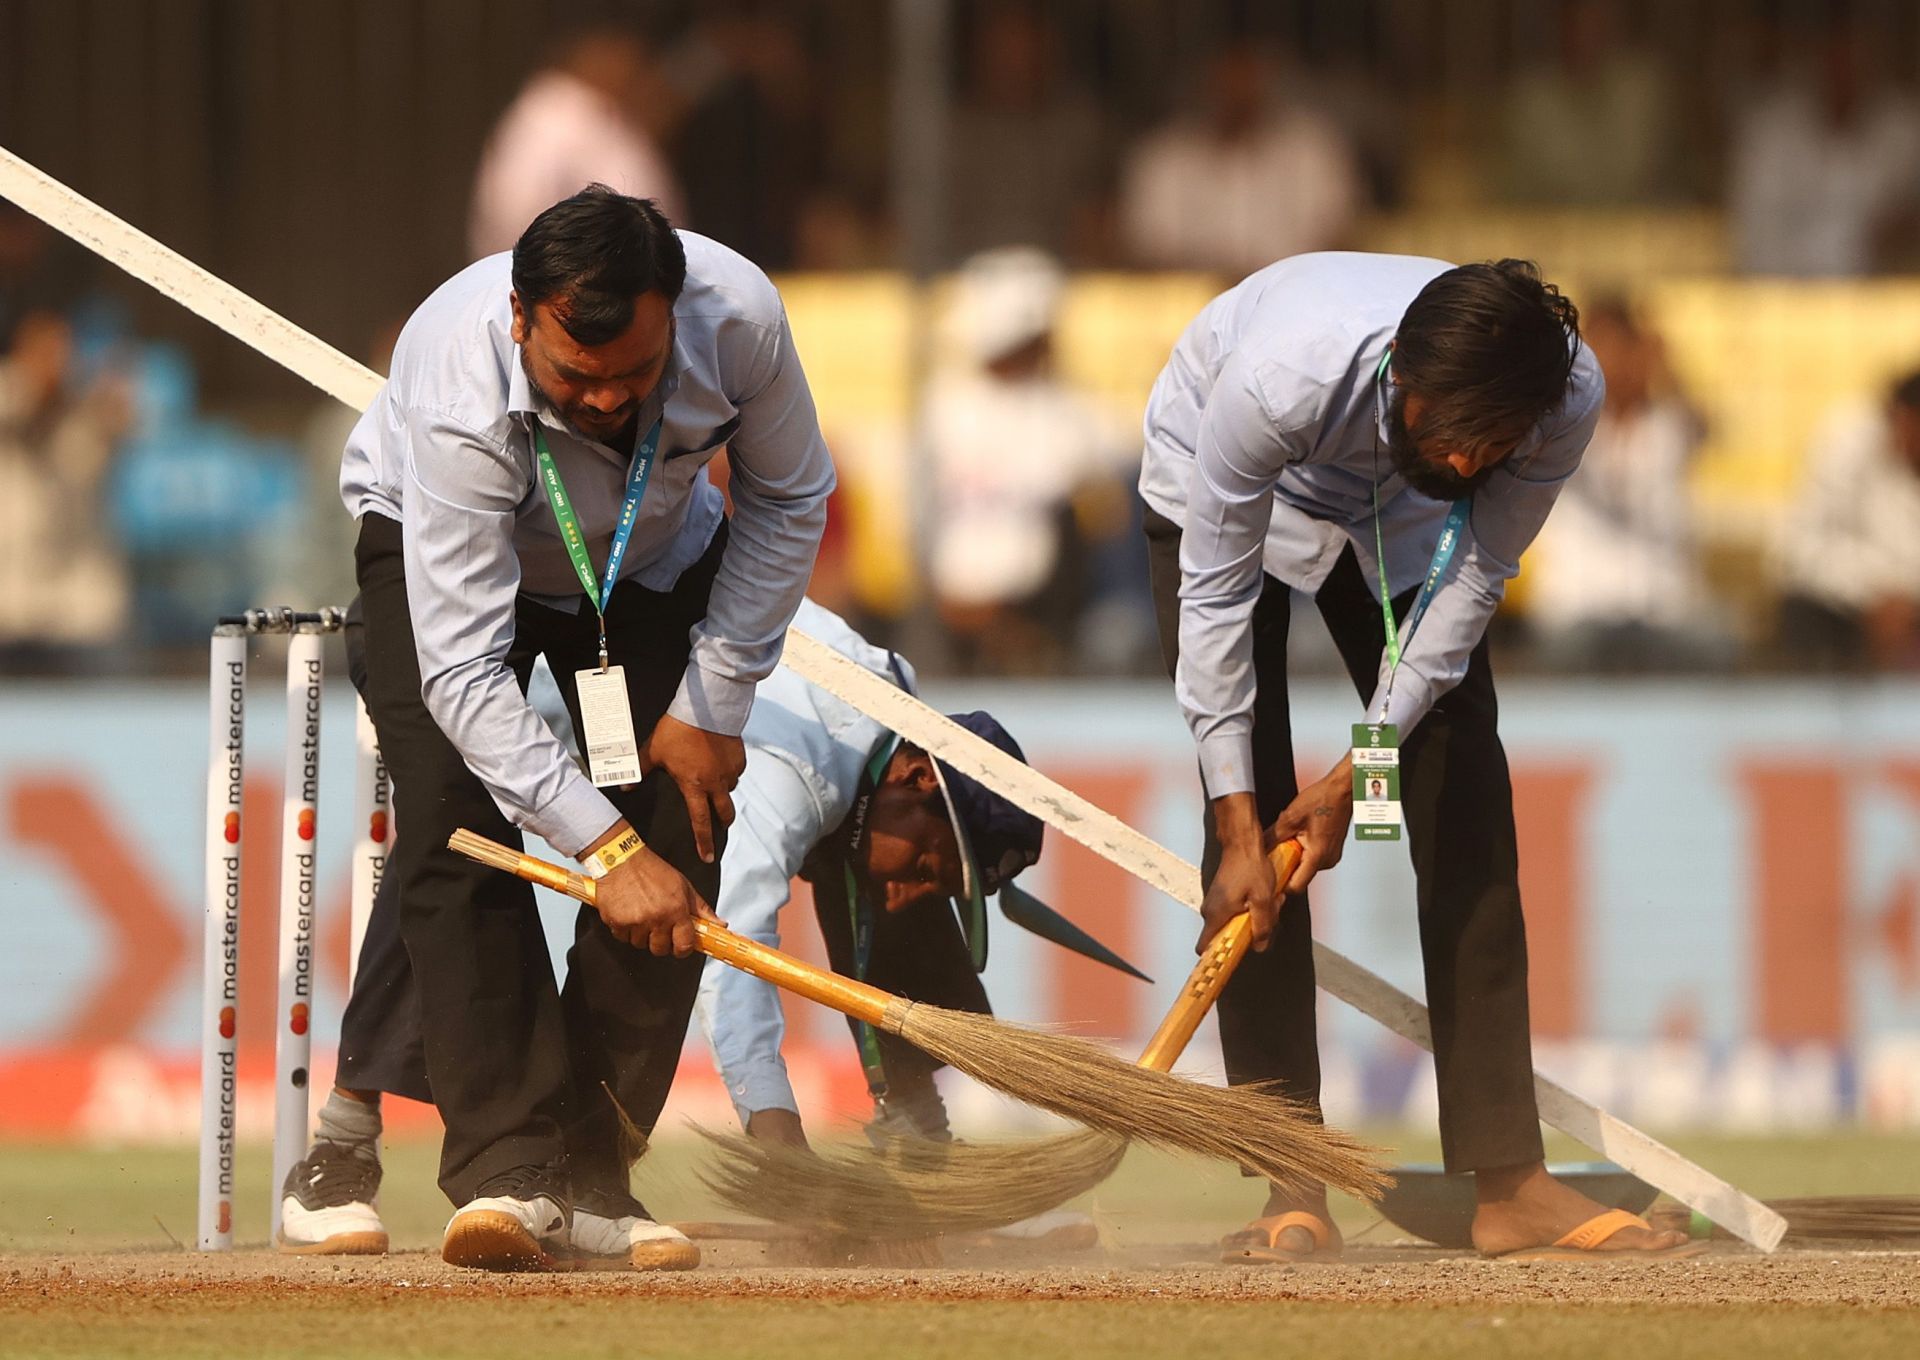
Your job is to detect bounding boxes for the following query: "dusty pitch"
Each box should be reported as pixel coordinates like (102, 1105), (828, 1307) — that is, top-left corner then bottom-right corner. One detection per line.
(6, 1240), (1919, 1308)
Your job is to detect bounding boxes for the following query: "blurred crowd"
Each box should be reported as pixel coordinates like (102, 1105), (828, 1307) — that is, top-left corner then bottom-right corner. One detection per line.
(9, 0), (1920, 677)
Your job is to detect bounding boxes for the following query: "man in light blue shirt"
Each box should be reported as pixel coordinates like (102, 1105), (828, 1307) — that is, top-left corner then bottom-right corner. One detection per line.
(695, 597), (978, 1148)
(692, 600), (1142, 1148)
(325, 187), (832, 1273)
(1142, 254), (1692, 1262)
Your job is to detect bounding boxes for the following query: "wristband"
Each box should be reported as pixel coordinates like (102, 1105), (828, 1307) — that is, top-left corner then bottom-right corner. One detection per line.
(589, 827), (645, 876)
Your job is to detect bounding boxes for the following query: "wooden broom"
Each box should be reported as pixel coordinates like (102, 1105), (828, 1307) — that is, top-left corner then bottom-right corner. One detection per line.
(449, 829), (1385, 1202)
(1653, 1196), (1920, 1246)
(697, 843), (1340, 1239)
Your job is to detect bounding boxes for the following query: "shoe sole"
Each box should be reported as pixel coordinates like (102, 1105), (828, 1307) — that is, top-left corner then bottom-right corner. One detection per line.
(563, 1240), (702, 1272)
(441, 1211), (553, 1272)
(1491, 1241), (1710, 1264)
(277, 1231), (389, 1256)
(631, 1239), (701, 1271)
(1220, 1244), (1341, 1265)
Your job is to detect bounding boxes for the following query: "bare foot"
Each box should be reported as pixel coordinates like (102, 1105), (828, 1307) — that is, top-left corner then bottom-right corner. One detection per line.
(1470, 1163), (1690, 1257)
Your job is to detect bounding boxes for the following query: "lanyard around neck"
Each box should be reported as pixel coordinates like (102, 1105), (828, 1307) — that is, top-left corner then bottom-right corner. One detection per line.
(534, 419), (663, 667)
(1370, 348), (1469, 710)
(842, 731), (902, 1093)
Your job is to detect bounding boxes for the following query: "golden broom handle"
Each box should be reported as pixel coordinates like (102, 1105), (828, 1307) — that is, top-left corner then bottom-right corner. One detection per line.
(1135, 839), (1303, 1072)
(452, 828), (1299, 1065)
(448, 829), (901, 1029)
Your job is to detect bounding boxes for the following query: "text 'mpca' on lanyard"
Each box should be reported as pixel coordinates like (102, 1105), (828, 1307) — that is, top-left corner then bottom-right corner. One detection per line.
(534, 420), (663, 671)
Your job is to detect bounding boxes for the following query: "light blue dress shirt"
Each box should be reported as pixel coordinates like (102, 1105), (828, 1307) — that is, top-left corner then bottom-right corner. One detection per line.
(691, 599), (912, 1125)
(1137, 252), (1605, 799)
(340, 239), (834, 855)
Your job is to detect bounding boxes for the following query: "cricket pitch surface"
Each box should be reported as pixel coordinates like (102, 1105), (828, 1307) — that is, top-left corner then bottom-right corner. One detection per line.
(4, 1134), (1916, 1358)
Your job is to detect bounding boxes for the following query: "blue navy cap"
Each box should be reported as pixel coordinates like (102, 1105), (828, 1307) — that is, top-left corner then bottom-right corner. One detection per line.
(929, 711), (1044, 968)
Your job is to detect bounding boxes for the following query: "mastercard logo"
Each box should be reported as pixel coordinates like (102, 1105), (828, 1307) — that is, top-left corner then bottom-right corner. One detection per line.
(297, 809), (316, 841)
(370, 810), (388, 844)
(223, 812), (240, 844)
(218, 1006), (235, 1039)
(290, 1003), (309, 1036)
(217, 1202), (231, 1234)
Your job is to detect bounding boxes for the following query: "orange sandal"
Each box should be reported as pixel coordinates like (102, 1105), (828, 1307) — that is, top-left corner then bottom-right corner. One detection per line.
(1492, 1208), (1708, 1263)
(1220, 1210), (1342, 1264)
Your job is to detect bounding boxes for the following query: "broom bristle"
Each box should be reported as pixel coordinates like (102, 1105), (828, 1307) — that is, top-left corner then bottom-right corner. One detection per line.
(601, 1081), (651, 1170)
(895, 1003), (1388, 1200)
(1776, 1196), (1920, 1243)
(697, 1126), (1129, 1239)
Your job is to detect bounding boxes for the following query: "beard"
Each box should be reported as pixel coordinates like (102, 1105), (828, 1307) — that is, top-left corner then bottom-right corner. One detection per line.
(1385, 392), (1497, 501)
(518, 348), (636, 442)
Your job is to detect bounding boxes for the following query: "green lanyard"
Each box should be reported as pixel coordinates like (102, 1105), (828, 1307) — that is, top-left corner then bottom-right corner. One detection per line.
(842, 735), (900, 1095)
(1370, 349), (1468, 708)
(1370, 485), (1467, 671)
(534, 420), (662, 669)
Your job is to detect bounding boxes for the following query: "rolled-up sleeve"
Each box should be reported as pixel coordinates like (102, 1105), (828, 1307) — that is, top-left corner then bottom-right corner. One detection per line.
(670, 305), (835, 736)
(694, 749), (829, 1125)
(1177, 355), (1300, 799)
(1368, 362), (1605, 734)
(401, 405), (621, 856)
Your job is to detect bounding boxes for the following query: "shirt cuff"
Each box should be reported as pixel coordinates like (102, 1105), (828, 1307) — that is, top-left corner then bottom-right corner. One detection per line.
(720, 1055), (799, 1126)
(1368, 669), (1437, 739)
(668, 661), (757, 736)
(1197, 728), (1256, 800)
(528, 769), (623, 860)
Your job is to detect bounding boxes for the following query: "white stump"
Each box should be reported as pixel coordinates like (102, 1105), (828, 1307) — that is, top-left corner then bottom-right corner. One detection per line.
(198, 628), (248, 1251)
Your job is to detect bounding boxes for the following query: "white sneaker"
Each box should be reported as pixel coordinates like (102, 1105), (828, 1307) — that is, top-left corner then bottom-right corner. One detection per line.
(277, 1142), (388, 1255)
(568, 1192), (700, 1271)
(441, 1180), (569, 1272)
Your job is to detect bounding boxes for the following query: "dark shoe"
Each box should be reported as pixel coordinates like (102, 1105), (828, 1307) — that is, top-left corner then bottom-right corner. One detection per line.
(277, 1142), (387, 1255)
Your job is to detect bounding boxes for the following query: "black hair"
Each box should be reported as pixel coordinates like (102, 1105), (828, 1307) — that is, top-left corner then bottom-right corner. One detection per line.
(1891, 369), (1920, 412)
(511, 185), (687, 346)
(1391, 259), (1582, 456)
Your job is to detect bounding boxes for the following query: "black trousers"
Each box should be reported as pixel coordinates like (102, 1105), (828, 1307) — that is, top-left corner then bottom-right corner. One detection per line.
(351, 512), (726, 1206)
(1143, 505), (1542, 1174)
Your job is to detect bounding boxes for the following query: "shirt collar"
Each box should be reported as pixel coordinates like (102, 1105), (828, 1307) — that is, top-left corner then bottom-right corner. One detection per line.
(1373, 376), (1395, 449)
(655, 321), (686, 404)
(507, 344), (540, 421)
(1370, 350), (1396, 451)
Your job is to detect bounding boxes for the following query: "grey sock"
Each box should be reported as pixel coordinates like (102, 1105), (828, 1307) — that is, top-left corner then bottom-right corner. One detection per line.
(315, 1090), (382, 1162)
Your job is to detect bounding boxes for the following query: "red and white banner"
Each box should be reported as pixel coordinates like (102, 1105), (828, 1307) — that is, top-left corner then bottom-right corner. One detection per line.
(3, 676), (1919, 1137)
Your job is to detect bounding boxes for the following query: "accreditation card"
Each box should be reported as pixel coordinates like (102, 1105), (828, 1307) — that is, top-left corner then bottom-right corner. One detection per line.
(575, 665), (643, 787)
(1351, 722), (1402, 841)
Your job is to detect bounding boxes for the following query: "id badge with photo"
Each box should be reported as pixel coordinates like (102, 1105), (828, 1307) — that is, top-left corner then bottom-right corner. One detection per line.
(1351, 722), (1402, 842)
(575, 665), (642, 787)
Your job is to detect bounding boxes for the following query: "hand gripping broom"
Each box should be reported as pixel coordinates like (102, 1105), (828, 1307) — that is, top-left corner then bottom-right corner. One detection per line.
(699, 842), (1349, 1239)
(448, 830), (1385, 1205)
